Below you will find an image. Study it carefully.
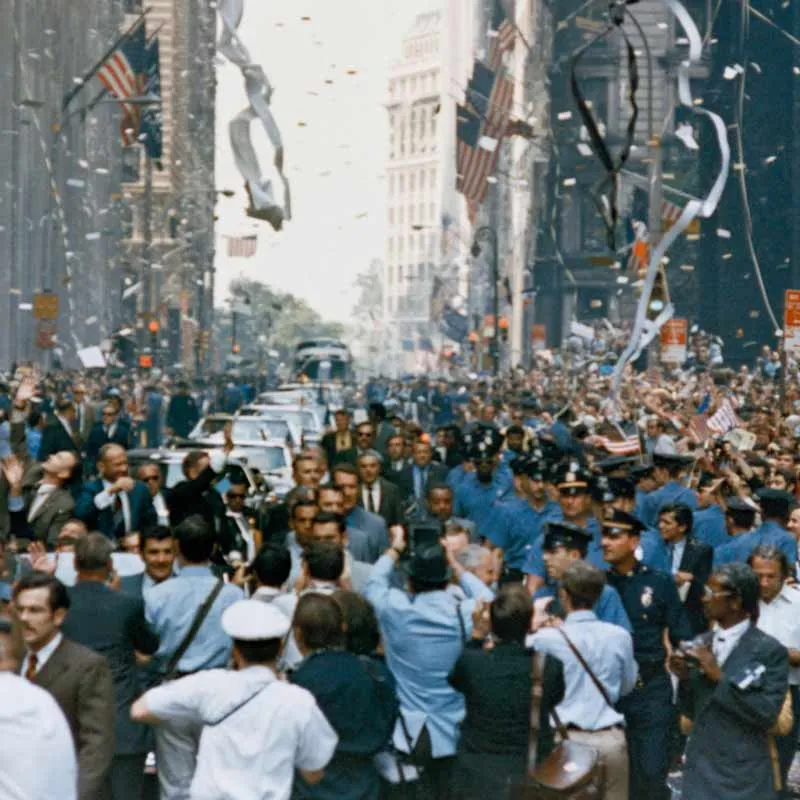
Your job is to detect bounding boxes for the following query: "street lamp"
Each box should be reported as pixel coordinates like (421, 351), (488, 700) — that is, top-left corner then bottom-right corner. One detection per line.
(471, 227), (500, 377)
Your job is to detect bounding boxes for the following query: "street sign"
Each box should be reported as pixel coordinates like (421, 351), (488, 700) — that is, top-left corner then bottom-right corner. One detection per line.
(36, 320), (56, 349)
(660, 318), (688, 364)
(784, 290), (800, 357)
(33, 291), (59, 321)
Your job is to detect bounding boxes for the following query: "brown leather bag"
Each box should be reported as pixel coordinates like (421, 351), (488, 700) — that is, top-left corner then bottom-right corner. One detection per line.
(505, 630), (608, 799)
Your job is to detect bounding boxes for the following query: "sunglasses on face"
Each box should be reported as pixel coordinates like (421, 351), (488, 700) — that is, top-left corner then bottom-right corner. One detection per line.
(228, 492), (247, 499)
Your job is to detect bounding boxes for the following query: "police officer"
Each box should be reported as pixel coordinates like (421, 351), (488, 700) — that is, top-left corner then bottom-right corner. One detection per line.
(691, 473), (729, 550)
(638, 453), (697, 529)
(534, 521), (631, 630)
(490, 457), (560, 584)
(630, 461), (657, 521)
(524, 461), (604, 594)
(602, 508), (692, 800)
(714, 488), (798, 567)
(453, 428), (514, 543)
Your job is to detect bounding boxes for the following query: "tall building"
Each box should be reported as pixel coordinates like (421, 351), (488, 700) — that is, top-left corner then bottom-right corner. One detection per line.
(382, 4), (474, 375)
(118, 0), (216, 371)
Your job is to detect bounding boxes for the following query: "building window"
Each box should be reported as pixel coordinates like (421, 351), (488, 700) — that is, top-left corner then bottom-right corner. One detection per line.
(388, 266), (394, 285)
(121, 147), (140, 183)
(409, 173), (415, 192)
(398, 175), (405, 193)
(123, 0), (143, 11)
(418, 263), (425, 280)
(388, 208), (395, 225)
(398, 265), (404, 282)
(429, 203), (435, 222)
(389, 174), (395, 196)
(399, 206), (405, 224)
(420, 170), (426, 190)
(430, 168), (436, 190)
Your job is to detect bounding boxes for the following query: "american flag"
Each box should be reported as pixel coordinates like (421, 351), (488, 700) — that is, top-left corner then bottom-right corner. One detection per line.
(597, 432), (642, 456)
(488, 0), (516, 70)
(226, 235), (258, 258)
(456, 61), (514, 224)
(707, 398), (740, 436)
(96, 21), (146, 147)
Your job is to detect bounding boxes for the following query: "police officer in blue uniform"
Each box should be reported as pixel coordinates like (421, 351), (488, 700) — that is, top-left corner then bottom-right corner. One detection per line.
(602, 508), (692, 800)
(595, 475), (669, 573)
(523, 461), (604, 594)
(639, 453), (698, 529)
(533, 520), (631, 630)
(630, 461), (657, 521)
(714, 489), (798, 567)
(491, 457), (561, 584)
(691, 473), (730, 549)
(453, 428), (514, 543)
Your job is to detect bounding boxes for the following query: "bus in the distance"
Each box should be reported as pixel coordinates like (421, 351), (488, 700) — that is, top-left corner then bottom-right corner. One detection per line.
(293, 338), (352, 383)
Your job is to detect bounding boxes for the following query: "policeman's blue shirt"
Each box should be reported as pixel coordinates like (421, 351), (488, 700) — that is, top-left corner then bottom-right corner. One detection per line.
(446, 463), (470, 493)
(489, 497), (560, 570)
(638, 526), (670, 573)
(692, 505), (729, 549)
(634, 489), (650, 521)
(607, 563), (692, 665)
(639, 481), (697, 528)
(523, 515), (606, 578)
(534, 582), (632, 632)
(453, 470), (515, 542)
(713, 520), (797, 568)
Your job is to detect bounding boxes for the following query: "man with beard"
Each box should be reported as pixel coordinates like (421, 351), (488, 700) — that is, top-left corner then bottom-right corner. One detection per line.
(453, 429), (514, 543)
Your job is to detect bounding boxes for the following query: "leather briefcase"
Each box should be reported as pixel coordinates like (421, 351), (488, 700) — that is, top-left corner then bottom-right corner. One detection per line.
(507, 739), (604, 799)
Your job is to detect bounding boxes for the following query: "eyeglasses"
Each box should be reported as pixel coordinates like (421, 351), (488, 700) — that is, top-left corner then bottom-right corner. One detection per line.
(228, 492), (247, 499)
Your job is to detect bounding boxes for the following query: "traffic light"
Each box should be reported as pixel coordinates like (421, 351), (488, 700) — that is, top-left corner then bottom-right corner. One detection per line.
(499, 316), (510, 343)
(647, 269), (669, 321)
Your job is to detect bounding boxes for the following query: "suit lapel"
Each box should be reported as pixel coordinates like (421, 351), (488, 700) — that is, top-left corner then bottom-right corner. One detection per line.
(33, 639), (71, 690)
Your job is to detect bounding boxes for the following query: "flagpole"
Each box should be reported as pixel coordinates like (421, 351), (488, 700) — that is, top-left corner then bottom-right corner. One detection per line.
(61, 8), (152, 110)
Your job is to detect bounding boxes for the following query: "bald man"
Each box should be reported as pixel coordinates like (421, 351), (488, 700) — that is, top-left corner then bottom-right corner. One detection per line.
(74, 444), (157, 542)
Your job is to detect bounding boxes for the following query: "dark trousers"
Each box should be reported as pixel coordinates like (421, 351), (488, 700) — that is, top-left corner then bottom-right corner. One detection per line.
(775, 685), (800, 798)
(618, 671), (674, 800)
(107, 753), (147, 800)
(380, 727), (455, 800)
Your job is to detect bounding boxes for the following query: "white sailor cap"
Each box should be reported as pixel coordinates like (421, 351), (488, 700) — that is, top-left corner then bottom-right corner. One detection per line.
(222, 599), (291, 641)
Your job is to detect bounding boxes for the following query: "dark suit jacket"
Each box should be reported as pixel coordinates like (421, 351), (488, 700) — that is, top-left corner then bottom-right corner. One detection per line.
(401, 462), (450, 503)
(168, 465), (226, 531)
(39, 417), (80, 462)
(31, 636), (116, 800)
(74, 479), (157, 539)
(681, 625), (788, 800)
(358, 477), (404, 527)
(677, 537), (713, 635)
(61, 581), (159, 756)
(218, 514), (252, 561)
(321, 429), (357, 468)
(85, 419), (132, 467)
(384, 459), (413, 499)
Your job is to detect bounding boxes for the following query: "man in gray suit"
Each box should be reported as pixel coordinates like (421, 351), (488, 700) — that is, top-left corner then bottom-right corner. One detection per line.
(4, 450), (78, 546)
(14, 571), (116, 800)
(61, 533), (160, 800)
(333, 463), (389, 563)
(672, 563), (789, 800)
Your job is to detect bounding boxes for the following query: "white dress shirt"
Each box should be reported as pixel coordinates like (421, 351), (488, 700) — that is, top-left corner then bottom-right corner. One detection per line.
(758, 585), (800, 684)
(712, 618), (751, 666)
(362, 482), (382, 514)
(226, 512), (256, 563)
(152, 492), (170, 526)
(252, 586), (298, 620)
(93, 480), (132, 533)
(143, 665), (338, 800)
(28, 483), (57, 521)
(0, 673), (77, 800)
(668, 538), (688, 575)
(20, 632), (63, 679)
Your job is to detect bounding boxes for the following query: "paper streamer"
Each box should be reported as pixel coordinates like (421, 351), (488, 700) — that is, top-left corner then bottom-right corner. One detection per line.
(217, 0), (291, 231)
(610, 0), (731, 413)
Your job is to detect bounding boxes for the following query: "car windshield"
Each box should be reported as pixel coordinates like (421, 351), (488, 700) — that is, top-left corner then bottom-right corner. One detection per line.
(233, 446), (287, 473)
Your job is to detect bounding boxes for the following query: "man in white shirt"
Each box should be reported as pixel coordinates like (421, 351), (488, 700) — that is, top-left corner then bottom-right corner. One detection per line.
(749, 544), (800, 789)
(132, 600), (338, 800)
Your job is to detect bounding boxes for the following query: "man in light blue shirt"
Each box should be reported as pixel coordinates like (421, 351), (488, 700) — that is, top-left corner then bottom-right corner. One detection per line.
(529, 561), (637, 800)
(144, 516), (242, 800)
(364, 529), (494, 796)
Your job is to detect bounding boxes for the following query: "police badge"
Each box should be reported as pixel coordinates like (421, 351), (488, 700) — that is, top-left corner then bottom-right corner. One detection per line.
(641, 586), (654, 608)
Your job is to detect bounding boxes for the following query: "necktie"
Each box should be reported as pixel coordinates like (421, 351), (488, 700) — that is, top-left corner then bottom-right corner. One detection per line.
(367, 487), (375, 513)
(667, 544), (675, 573)
(112, 495), (125, 537)
(25, 652), (38, 681)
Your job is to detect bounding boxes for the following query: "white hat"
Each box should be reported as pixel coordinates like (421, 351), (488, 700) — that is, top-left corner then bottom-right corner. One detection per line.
(222, 600), (291, 641)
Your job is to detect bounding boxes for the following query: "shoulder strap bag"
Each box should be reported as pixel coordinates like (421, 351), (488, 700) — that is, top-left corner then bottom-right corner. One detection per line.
(161, 579), (225, 682)
(506, 629), (608, 799)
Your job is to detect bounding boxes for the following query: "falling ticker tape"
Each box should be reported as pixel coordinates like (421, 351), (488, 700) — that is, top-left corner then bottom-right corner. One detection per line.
(217, 0), (291, 231)
(610, 0), (731, 414)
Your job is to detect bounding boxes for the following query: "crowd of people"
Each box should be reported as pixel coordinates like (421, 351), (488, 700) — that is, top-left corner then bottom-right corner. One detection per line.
(1, 351), (800, 800)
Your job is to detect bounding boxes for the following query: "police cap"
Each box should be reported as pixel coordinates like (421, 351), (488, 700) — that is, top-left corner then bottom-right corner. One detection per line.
(524, 458), (548, 481)
(629, 462), (654, 482)
(595, 455), (638, 476)
(601, 508), (644, 538)
(756, 489), (795, 519)
(554, 460), (592, 495)
(222, 599), (291, 642)
(509, 455), (530, 476)
(467, 427), (503, 460)
(542, 521), (592, 553)
(652, 452), (694, 470)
